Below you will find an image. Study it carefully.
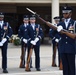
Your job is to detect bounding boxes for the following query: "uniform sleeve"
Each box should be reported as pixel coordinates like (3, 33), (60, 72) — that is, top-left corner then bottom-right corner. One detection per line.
(18, 26), (23, 40)
(6, 23), (13, 40)
(49, 28), (55, 39)
(37, 25), (44, 40)
(54, 33), (61, 40)
(49, 28), (57, 39)
(75, 24), (76, 34)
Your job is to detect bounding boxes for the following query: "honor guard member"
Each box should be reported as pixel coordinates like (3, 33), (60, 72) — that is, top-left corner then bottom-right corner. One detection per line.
(18, 15), (32, 68)
(49, 16), (62, 68)
(27, 15), (43, 71)
(0, 12), (13, 73)
(57, 6), (75, 75)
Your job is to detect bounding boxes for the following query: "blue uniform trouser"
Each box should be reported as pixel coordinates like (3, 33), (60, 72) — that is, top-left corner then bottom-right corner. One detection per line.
(33, 45), (40, 69)
(61, 53), (75, 75)
(1, 42), (8, 70)
(75, 54), (76, 75)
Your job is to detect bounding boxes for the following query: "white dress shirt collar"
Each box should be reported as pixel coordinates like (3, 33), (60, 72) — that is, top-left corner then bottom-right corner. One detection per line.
(24, 23), (27, 27)
(64, 18), (71, 28)
(31, 23), (35, 30)
(0, 21), (4, 28)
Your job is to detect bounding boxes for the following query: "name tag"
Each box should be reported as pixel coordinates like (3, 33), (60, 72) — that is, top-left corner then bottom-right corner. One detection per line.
(68, 25), (74, 33)
(25, 29), (27, 31)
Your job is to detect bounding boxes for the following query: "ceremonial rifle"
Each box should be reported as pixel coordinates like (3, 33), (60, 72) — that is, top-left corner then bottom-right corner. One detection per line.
(19, 44), (25, 68)
(26, 8), (76, 39)
(25, 45), (33, 71)
(25, 19), (39, 71)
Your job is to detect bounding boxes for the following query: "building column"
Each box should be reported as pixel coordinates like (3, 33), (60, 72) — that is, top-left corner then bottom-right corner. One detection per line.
(52, 0), (59, 23)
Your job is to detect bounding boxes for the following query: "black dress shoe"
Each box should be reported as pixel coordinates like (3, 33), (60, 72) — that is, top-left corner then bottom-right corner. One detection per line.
(25, 69), (31, 72)
(19, 66), (25, 68)
(52, 64), (57, 67)
(36, 68), (41, 71)
(3, 69), (8, 73)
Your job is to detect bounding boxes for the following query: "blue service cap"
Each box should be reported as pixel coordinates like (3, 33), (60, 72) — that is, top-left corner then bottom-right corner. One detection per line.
(30, 15), (36, 20)
(23, 15), (29, 20)
(53, 16), (60, 20)
(0, 12), (4, 17)
(62, 6), (72, 13)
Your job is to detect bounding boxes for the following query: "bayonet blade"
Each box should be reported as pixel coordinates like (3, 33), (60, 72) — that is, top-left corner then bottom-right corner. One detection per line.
(26, 8), (36, 14)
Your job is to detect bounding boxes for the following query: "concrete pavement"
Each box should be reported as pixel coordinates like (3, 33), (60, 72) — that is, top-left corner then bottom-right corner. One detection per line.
(0, 43), (63, 75)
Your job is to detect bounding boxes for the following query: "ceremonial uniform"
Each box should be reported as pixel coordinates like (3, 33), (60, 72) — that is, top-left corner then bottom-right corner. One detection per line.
(49, 16), (62, 69)
(49, 28), (61, 66)
(0, 13), (13, 73)
(57, 6), (75, 75)
(28, 15), (43, 71)
(18, 15), (32, 68)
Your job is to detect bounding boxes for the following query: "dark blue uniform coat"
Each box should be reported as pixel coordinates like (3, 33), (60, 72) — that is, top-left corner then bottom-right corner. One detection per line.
(28, 24), (43, 69)
(18, 24), (30, 66)
(18, 24), (29, 46)
(0, 22), (13, 70)
(58, 19), (75, 75)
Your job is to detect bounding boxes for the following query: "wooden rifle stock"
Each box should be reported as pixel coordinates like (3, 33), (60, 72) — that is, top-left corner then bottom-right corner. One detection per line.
(25, 45), (33, 71)
(19, 44), (25, 68)
(52, 43), (57, 67)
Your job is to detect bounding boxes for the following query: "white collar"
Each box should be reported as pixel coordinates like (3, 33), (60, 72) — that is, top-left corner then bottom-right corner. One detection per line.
(0, 21), (4, 23)
(31, 23), (35, 26)
(64, 18), (71, 28)
(24, 23), (27, 27)
(64, 18), (71, 23)
(0, 21), (4, 28)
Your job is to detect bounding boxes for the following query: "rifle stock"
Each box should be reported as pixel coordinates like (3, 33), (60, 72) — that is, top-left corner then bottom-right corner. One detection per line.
(52, 43), (57, 67)
(19, 44), (25, 68)
(25, 45), (33, 71)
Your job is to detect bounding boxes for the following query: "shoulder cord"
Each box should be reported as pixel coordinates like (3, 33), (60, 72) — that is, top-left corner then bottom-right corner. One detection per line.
(73, 21), (76, 33)
(36, 24), (40, 38)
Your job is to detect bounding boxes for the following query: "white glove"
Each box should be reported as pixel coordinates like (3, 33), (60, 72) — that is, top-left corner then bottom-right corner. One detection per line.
(23, 39), (27, 44)
(1, 38), (7, 44)
(55, 39), (59, 43)
(30, 40), (36, 45)
(57, 26), (63, 32)
(0, 42), (3, 46)
(34, 38), (39, 43)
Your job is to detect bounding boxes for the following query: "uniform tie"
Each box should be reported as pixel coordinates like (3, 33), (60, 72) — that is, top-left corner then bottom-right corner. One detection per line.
(31, 24), (35, 30)
(66, 19), (68, 22)
(65, 19), (69, 28)
(24, 23), (27, 27)
(0, 21), (3, 28)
